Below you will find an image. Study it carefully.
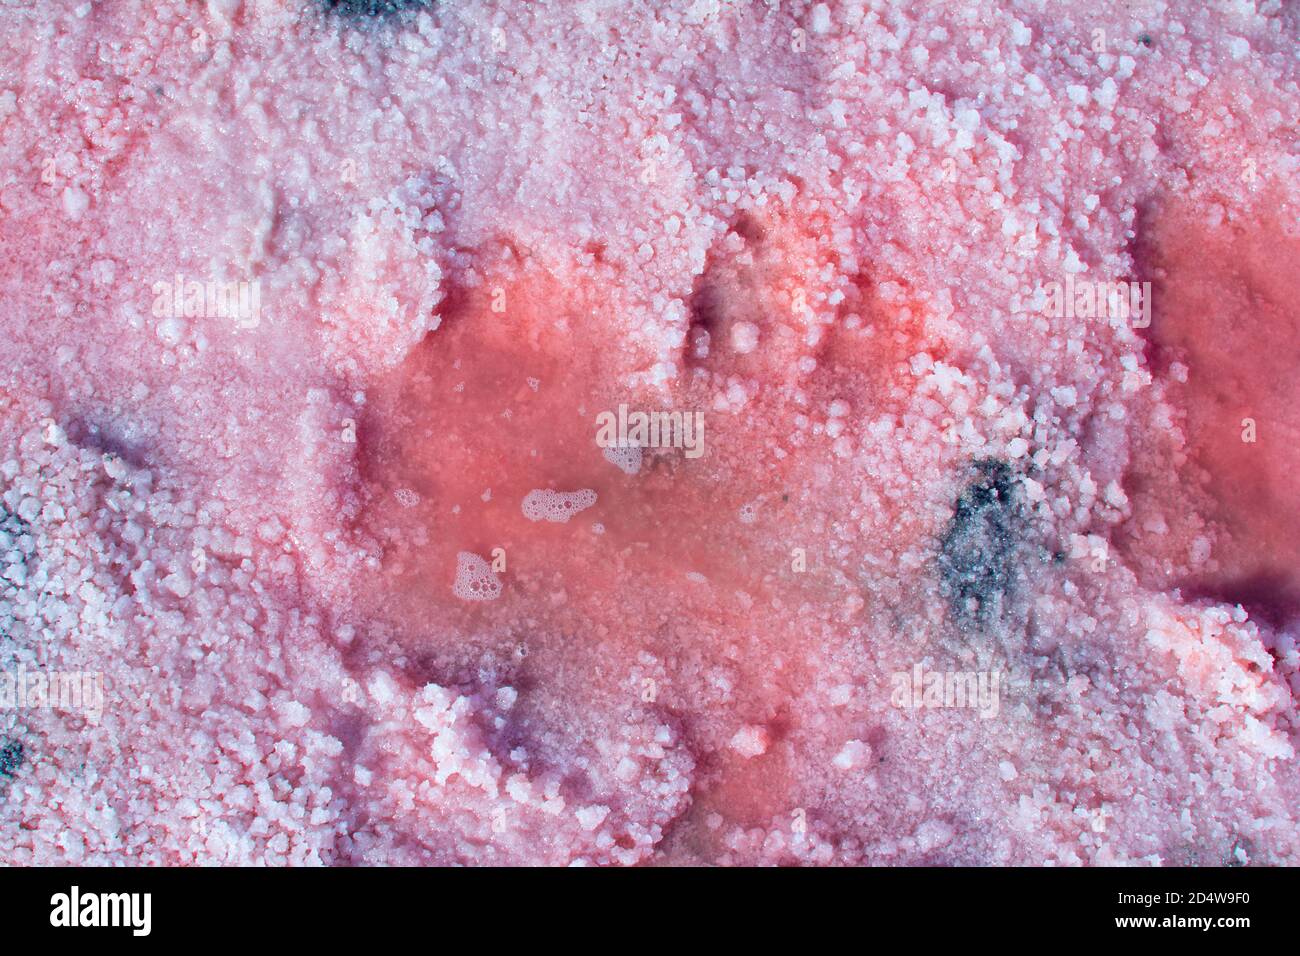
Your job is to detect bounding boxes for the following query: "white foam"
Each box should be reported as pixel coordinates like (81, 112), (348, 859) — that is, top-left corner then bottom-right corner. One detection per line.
(521, 488), (597, 523)
(602, 444), (642, 475)
(452, 551), (502, 602)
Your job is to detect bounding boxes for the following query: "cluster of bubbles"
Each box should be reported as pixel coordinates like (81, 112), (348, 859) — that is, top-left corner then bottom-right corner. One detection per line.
(601, 444), (643, 475)
(452, 551), (501, 602)
(521, 488), (597, 523)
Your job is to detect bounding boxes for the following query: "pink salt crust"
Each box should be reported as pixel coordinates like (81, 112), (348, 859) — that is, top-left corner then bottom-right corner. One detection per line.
(0, 0), (1297, 865)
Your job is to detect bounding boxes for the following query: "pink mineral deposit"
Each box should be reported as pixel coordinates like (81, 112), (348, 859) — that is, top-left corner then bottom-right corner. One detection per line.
(0, 0), (1296, 868)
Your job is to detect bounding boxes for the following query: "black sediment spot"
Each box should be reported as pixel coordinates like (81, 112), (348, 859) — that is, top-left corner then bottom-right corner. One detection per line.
(0, 739), (24, 778)
(323, 0), (431, 20)
(0, 506), (32, 625)
(938, 458), (1022, 629)
(0, 505), (29, 537)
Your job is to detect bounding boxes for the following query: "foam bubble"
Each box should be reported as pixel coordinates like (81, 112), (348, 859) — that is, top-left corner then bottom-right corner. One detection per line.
(452, 551), (502, 602)
(602, 444), (642, 475)
(521, 488), (597, 523)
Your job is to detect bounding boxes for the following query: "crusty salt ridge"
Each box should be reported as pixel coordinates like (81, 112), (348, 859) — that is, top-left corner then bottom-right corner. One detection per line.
(0, 0), (1296, 865)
